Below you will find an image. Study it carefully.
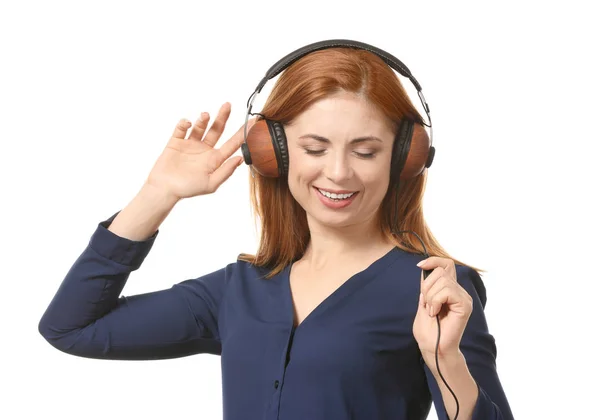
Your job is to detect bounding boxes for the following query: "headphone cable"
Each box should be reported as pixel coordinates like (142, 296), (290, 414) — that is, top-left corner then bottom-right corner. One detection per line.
(392, 187), (459, 420)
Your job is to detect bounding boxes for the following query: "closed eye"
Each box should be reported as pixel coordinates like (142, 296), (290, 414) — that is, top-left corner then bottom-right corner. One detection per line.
(304, 149), (376, 158)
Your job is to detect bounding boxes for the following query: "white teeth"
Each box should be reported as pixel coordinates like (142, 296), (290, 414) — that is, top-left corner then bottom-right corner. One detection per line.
(318, 189), (356, 200)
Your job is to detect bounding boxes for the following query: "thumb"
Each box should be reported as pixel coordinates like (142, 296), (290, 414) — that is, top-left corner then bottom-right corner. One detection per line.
(209, 156), (244, 191)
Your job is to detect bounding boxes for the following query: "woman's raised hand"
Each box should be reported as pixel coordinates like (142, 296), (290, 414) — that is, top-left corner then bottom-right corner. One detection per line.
(145, 102), (254, 201)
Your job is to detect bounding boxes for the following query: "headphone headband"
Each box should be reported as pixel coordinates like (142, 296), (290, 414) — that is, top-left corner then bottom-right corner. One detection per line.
(246, 39), (431, 124)
(255, 39), (420, 93)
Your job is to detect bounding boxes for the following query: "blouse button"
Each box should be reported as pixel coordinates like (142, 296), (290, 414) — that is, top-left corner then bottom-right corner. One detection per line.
(274, 380), (280, 389)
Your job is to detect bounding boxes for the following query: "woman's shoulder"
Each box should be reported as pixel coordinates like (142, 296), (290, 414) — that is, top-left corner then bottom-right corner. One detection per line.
(219, 255), (282, 283)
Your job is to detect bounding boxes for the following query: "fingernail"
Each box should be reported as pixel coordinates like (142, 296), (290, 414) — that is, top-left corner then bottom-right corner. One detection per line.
(417, 260), (426, 267)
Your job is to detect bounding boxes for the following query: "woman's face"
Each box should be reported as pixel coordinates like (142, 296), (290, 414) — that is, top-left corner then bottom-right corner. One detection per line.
(285, 91), (395, 231)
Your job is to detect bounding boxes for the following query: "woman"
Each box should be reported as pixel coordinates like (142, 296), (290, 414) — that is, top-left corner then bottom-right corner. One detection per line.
(38, 42), (513, 420)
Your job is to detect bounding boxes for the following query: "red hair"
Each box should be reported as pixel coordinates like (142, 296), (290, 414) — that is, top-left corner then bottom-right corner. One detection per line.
(237, 48), (484, 278)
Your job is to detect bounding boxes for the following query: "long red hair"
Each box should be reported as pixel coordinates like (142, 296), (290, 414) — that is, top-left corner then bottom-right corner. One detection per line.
(237, 48), (484, 278)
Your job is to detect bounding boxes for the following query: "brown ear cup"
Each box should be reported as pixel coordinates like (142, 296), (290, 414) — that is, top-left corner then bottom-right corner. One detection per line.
(242, 117), (434, 180)
(392, 119), (435, 181)
(242, 119), (289, 177)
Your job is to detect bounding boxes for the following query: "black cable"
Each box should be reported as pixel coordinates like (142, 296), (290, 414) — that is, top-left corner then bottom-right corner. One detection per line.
(392, 186), (459, 420)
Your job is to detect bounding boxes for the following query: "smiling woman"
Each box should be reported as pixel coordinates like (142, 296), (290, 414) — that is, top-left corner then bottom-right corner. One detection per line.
(285, 91), (395, 218)
(237, 47), (473, 278)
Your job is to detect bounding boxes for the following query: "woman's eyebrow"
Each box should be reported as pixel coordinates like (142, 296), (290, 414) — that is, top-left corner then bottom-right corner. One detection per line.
(299, 134), (383, 144)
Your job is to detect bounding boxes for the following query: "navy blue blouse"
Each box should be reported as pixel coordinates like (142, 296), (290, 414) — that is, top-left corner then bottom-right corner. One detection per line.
(39, 211), (513, 419)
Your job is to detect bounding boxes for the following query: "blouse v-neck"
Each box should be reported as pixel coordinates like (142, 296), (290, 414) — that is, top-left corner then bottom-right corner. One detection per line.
(284, 246), (403, 330)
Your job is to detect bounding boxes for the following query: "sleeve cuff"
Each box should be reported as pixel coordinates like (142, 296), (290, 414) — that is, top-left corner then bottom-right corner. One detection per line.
(472, 383), (502, 419)
(88, 210), (159, 270)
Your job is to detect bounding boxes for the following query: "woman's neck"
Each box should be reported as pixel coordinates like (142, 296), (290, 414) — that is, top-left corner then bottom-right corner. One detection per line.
(300, 219), (395, 271)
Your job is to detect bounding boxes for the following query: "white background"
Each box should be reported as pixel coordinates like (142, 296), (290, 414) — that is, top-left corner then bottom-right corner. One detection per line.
(1, 1), (598, 419)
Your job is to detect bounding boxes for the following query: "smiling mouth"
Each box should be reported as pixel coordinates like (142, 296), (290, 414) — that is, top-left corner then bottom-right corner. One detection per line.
(314, 187), (358, 201)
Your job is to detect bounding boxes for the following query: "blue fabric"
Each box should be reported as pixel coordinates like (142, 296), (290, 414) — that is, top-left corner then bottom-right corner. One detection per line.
(39, 211), (514, 419)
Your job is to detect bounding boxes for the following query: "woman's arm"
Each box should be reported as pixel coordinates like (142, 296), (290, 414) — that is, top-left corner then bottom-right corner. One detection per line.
(38, 209), (232, 360)
(424, 351), (479, 419)
(423, 265), (514, 419)
(107, 182), (180, 241)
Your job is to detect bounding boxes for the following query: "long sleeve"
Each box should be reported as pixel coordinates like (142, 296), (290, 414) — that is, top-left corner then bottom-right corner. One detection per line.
(424, 265), (514, 420)
(38, 211), (232, 360)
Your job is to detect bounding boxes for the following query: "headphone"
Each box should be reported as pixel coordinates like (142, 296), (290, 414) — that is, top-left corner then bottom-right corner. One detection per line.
(239, 39), (436, 181)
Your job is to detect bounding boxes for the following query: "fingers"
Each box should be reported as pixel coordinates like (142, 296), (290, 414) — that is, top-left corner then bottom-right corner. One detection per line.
(420, 270), (472, 318)
(172, 119), (192, 139)
(187, 112), (210, 141)
(185, 102), (231, 144)
(205, 115), (256, 191)
(426, 287), (453, 317)
(173, 103), (254, 164)
(417, 256), (453, 271)
(428, 286), (473, 318)
(202, 102), (232, 147)
(423, 275), (453, 317)
(420, 266), (453, 317)
(420, 266), (445, 297)
(418, 256), (458, 317)
(217, 117), (257, 159)
(207, 155), (244, 192)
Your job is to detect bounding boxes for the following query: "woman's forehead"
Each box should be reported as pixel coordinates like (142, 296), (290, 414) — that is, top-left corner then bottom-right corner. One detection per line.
(289, 94), (395, 141)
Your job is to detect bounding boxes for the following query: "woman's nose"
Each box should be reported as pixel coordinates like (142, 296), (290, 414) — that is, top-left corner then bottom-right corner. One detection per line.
(323, 154), (353, 183)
